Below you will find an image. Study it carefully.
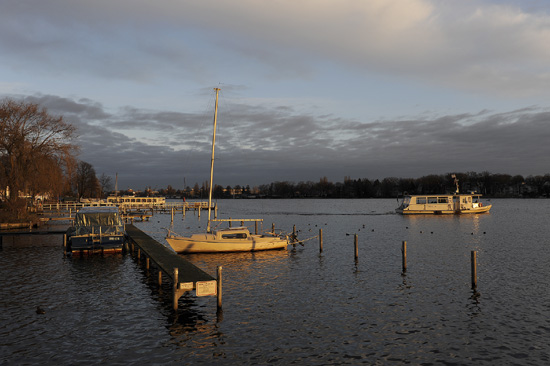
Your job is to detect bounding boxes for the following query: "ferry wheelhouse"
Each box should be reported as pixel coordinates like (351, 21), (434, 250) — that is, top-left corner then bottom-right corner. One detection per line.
(395, 175), (492, 215)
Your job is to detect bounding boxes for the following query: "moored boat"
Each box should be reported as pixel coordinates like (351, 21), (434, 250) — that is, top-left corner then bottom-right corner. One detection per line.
(66, 206), (126, 254)
(165, 88), (290, 253)
(166, 226), (288, 253)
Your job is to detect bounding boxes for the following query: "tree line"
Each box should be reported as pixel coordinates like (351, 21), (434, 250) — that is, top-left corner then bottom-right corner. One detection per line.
(155, 172), (550, 200)
(0, 99), (111, 220)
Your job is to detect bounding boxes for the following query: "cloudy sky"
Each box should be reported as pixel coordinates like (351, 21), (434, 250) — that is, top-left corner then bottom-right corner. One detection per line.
(2, 0), (550, 190)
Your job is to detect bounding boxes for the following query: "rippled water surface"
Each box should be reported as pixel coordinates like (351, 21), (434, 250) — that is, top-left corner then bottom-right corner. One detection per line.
(2, 199), (550, 365)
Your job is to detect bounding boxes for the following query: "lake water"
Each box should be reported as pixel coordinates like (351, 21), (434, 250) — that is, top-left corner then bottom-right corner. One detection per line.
(1, 199), (550, 365)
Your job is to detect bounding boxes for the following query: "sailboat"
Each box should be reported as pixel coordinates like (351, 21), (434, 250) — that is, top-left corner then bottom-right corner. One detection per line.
(165, 88), (289, 253)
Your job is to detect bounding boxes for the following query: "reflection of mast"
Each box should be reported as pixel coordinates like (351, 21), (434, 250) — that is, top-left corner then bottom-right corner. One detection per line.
(207, 88), (220, 233)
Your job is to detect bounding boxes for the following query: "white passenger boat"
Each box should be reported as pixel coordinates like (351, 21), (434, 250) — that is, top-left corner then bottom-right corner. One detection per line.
(165, 88), (289, 253)
(66, 206), (126, 254)
(395, 175), (492, 215)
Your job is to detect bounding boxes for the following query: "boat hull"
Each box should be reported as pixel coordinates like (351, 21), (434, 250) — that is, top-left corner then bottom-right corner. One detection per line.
(397, 204), (492, 215)
(166, 235), (288, 253)
(67, 234), (126, 254)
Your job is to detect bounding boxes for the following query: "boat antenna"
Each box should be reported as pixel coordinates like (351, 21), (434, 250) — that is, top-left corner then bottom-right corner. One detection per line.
(452, 174), (459, 194)
(207, 88), (220, 233)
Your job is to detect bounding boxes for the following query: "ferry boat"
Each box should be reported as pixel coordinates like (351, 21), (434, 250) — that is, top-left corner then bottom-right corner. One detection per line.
(395, 175), (492, 215)
(106, 195), (166, 208)
(66, 207), (126, 254)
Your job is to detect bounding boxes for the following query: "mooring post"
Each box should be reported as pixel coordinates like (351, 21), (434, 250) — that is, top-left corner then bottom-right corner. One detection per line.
(402, 241), (407, 272)
(146, 257), (150, 271)
(272, 223), (275, 233)
(214, 204), (218, 219)
(217, 266), (223, 310)
(63, 234), (67, 253)
(471, 250), (477, 289)
(319, 229), (323, 252)
(198, 206), (201, 218)
(255, 221), (258, 235)
(354, 234), (359, 260)
(173, 267), (179, 310)
(171, 208), (174, 223)
(229, 218), (232, 228)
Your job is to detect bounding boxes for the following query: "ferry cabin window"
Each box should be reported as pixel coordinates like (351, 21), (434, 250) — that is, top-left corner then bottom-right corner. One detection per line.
(221, 233), (247, 239)
(416, 197), (427, 204)
(427, 197), (438, 204)
(438, 197), (448, 203)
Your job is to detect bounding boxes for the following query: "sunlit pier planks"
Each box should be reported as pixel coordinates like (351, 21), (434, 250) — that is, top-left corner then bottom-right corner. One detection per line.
(125, 224), (221, 311)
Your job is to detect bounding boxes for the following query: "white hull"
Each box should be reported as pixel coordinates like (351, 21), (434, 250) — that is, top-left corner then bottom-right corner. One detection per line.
(396, 205), (492, 215)
(166, 227), (288, 253)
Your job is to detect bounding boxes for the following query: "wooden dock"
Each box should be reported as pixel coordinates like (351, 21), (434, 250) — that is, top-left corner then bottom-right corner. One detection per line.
(125, 224), (221, 310)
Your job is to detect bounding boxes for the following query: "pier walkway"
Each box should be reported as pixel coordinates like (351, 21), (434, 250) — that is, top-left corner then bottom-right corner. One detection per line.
(125, 224), (220, 310)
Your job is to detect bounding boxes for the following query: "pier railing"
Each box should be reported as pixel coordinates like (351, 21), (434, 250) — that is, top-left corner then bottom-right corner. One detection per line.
(38, 201), (214, 212)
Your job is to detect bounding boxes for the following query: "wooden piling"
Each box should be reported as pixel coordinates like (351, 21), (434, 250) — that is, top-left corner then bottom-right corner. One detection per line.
(272, 223), (275, 233)
(173, 267), (179, 310)
(255, 221), (258, 235)
(171, 208), (174, 223)
(319, 229), (323, 252)
(402, 241), (407, 272)
(217, 266), (223, 310)
(158, 270), (162, 286)
(354, 234), (358, 260)
(146, 257), (150, 271)
(471, 250), (477, 289)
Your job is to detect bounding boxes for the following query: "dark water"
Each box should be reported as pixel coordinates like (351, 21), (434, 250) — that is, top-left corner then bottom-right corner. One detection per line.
(2, 199), (550, 365)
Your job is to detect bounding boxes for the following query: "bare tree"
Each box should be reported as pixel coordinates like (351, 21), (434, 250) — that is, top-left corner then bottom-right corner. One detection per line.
(75, 161), (100, 199)
(98, 173), (113, 197)
(0, 99), (76, 217)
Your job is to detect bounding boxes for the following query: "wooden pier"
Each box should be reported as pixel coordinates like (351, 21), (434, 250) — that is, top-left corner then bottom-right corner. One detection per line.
(125, 224), (220, 310)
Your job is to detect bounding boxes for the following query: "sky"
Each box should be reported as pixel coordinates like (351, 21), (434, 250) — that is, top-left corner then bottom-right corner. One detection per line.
(2, 0), (550, 191)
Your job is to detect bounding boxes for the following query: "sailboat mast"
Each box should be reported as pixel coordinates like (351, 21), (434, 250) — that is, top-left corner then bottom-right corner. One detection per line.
(207, 88), (220, 232)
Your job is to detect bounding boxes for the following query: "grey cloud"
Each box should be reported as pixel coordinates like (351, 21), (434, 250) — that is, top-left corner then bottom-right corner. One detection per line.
(4, 92), (550, 189)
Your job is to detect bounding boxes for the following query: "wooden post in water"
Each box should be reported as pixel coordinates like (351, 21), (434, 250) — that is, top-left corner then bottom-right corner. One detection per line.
(146, 257), (150, 271)
(255, 221), (258, 235)
(354, 234), (359, 260)
(402, 241), (407, 272)
(229, 218), (232, 228)
(198, 206), (201, 218)
(272, 223), (275, 233)
(171, 208), (174, 223)
(217, 265), (223, 310)
(214, 204), (218, 219)
(173, 268), (179, 310)
(158, 270), (162, 286)
(471, 251), (477, 289)
(319, 229), (323, 253)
